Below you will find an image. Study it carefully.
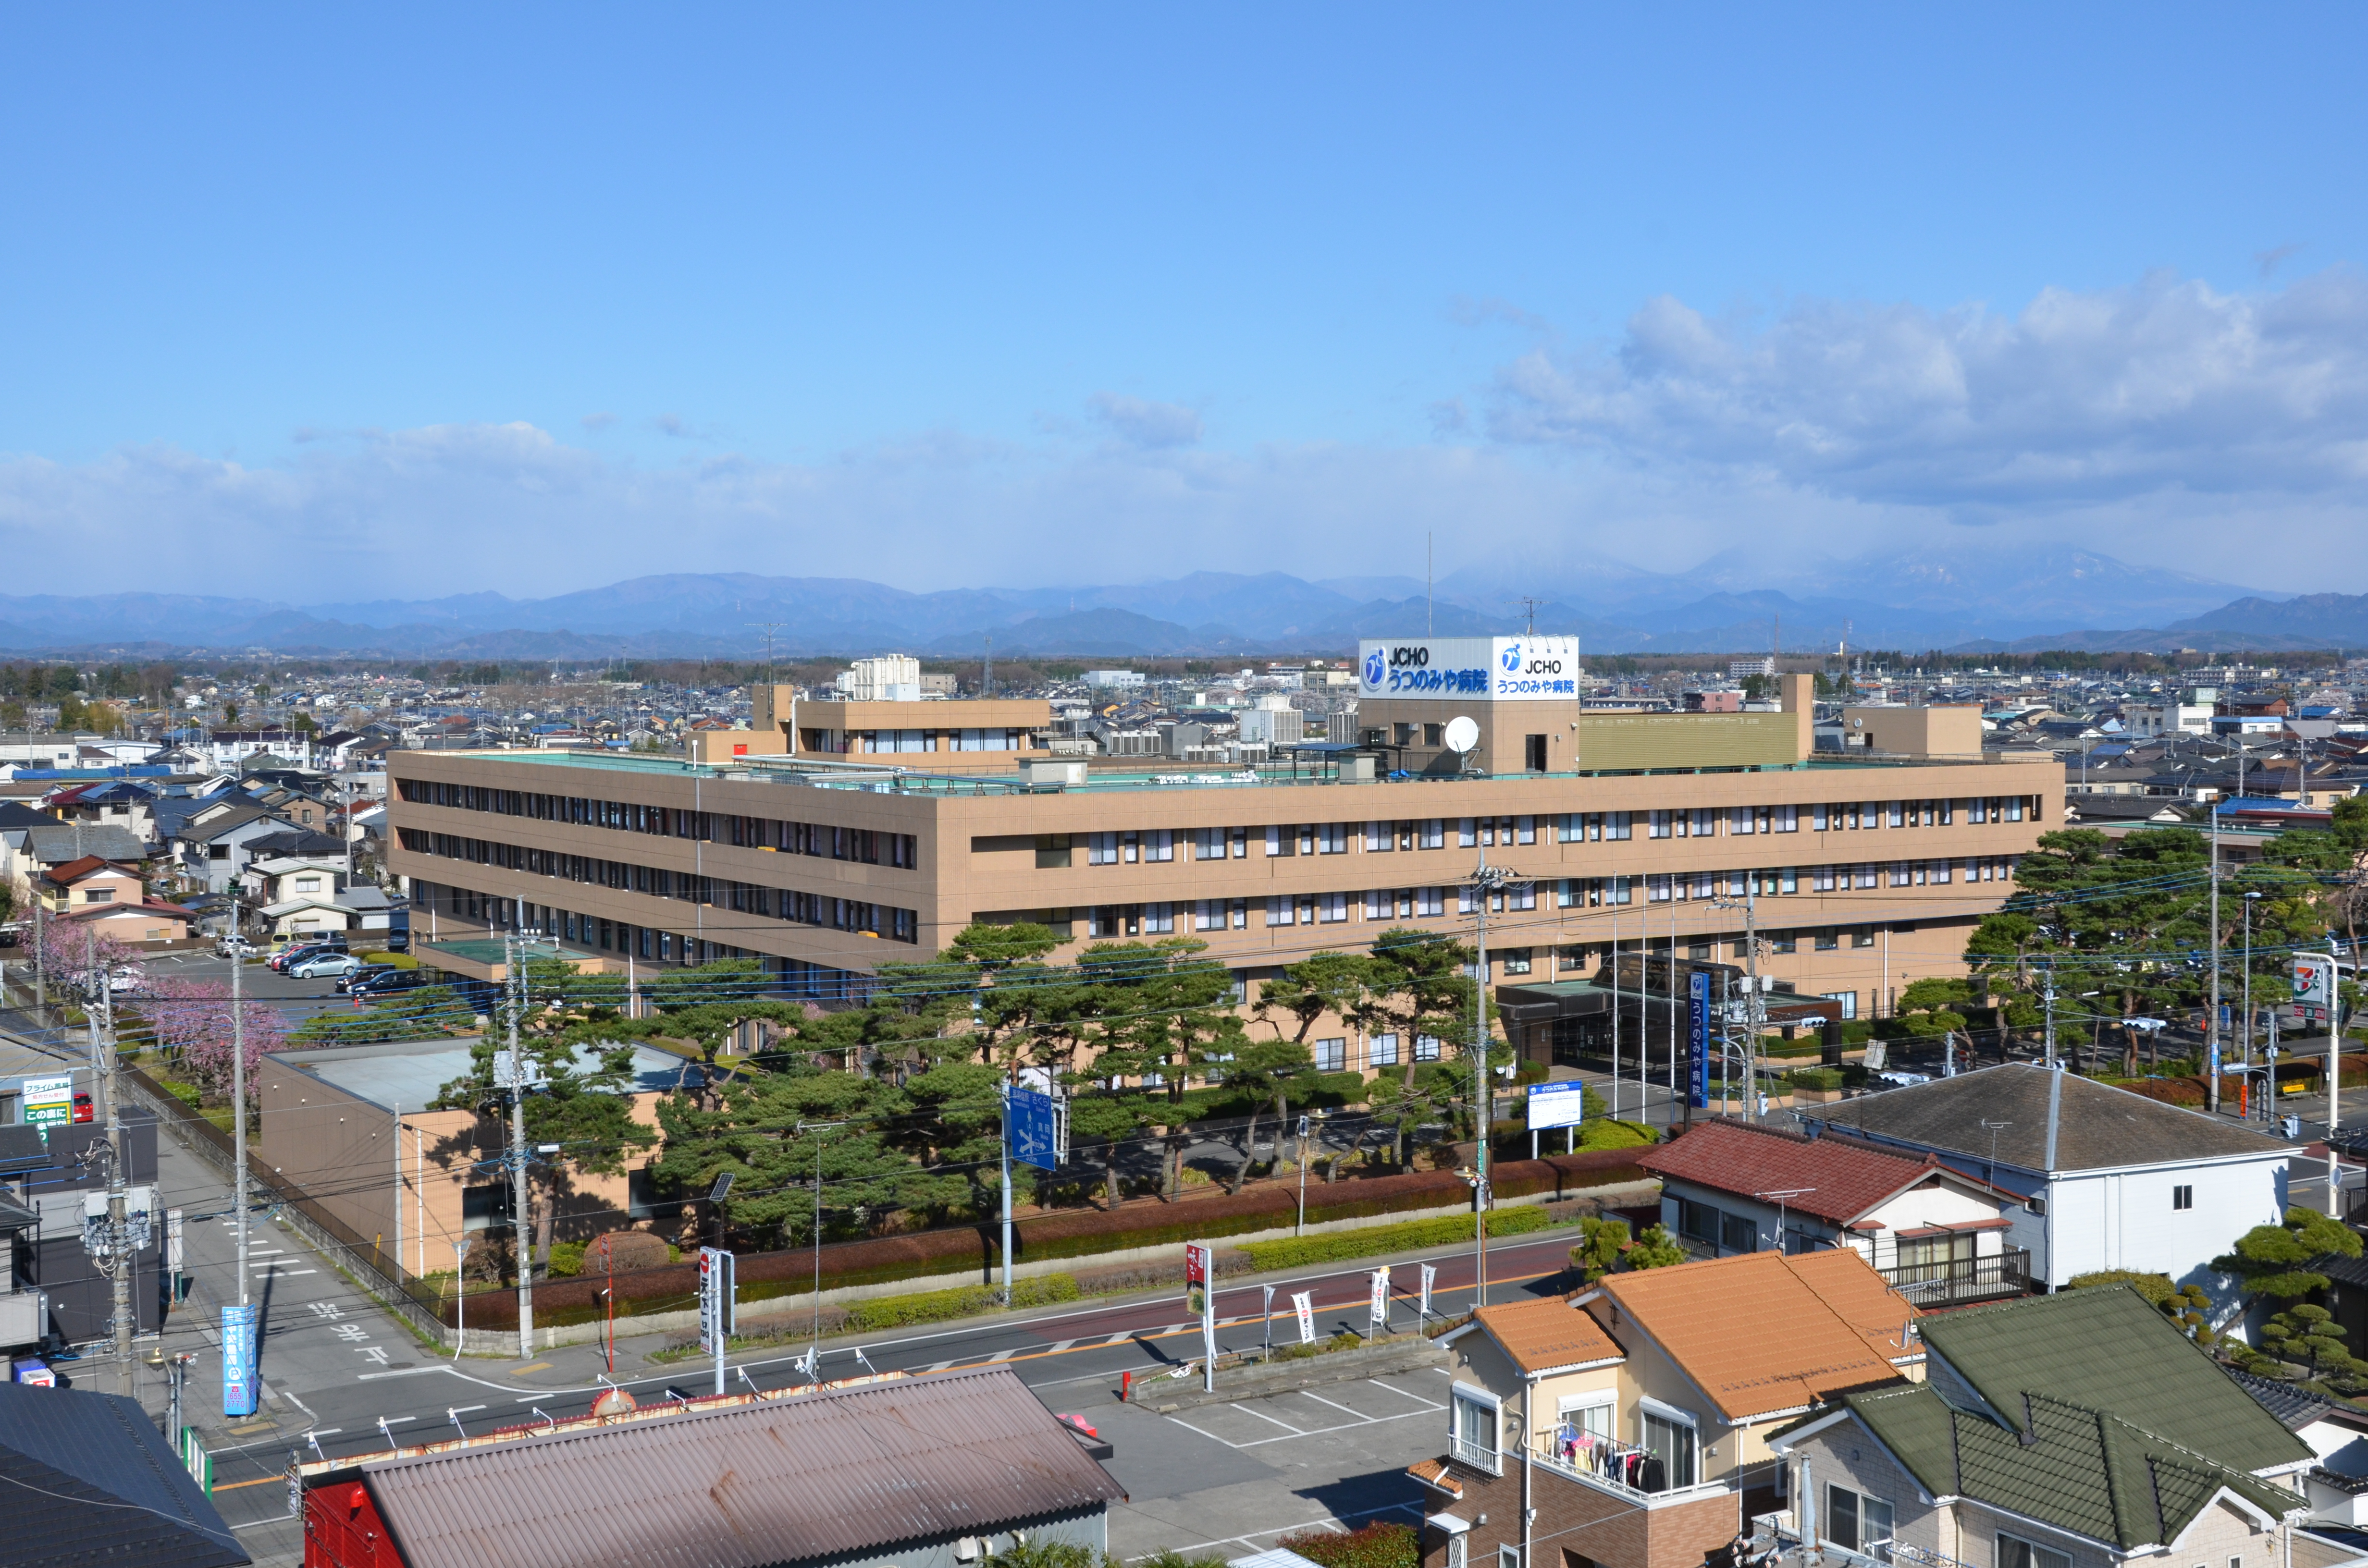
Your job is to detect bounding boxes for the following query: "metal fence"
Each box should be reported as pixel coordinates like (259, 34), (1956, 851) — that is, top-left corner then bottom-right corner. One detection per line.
(1881, 1247), (2034, 1308)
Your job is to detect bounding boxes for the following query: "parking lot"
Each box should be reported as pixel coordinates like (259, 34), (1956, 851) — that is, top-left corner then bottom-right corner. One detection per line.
(1083, 1365), (1450, 1560)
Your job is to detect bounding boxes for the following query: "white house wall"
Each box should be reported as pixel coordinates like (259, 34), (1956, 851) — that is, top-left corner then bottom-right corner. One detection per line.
(2043, 1155), (2286, 1293)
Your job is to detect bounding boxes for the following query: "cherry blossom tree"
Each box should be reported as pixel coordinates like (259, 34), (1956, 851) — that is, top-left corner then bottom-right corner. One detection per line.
(141, 978), (289, 1105)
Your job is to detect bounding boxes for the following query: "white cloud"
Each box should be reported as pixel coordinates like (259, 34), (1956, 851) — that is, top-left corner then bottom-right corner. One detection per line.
(1088, 391), (1202, 449)
(1487, 269), (2368, 515)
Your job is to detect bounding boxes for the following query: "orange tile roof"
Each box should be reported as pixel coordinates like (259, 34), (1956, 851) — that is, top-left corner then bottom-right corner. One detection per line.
(1594, 1250), (1920, 1422)
(1473, 1298), (1625, 1375)
(1407, 1458), (1463, 1497)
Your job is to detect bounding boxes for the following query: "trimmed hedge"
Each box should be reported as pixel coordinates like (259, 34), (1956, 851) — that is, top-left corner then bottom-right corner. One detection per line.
(844, 1273), (1080, 1333)
(1238, 1205), (1554, 1271)
(1280, 1523), (1420, 1568)
(446, 1148), (1649, 1329)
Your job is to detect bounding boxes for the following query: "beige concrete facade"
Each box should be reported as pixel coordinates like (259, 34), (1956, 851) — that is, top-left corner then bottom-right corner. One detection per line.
(1838, 703), (1986, 760)
(741, 688), (1055, 768)
(384, 734), (2060, 1044)
(258, 1041), (669, 1275)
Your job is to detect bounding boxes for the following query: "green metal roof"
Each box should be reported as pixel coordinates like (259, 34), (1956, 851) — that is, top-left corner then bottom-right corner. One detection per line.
(1831, 1287), (2311, 1553)
(1916, 1285), (2308, 1474)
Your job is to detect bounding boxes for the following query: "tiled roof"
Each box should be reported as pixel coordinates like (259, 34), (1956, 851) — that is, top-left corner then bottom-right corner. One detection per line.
(1915, 1286), (2313, 1476)
(1799, 1062), (2287, 1173)
(1472, 1298), (1624, 1375)
(1594, 1250), (1918, 1422)
(2227, 1368), (2338, 1432)
(355, 1367), (1121, 1568)
(1635, 1117), (1945, 1225)
(1407, 1457), (1463, 1497)
(1847, 1384), (2298, 1552)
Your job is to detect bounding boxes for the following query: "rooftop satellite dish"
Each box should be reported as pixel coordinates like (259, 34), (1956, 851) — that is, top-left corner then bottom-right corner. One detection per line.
(1443, 715), (1480, 754)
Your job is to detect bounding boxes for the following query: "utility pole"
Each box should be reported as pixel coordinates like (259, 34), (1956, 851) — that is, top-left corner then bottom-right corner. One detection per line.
(88, 933), (133, 1395)
(1712, 886), (1764, 1120)
(2207, 799), (2222, 1113)
(32, 900), (44, 1022)
(999, 1078), (1014, 1304)
(2042, 971), (2057, 1069)
(505, 933), (534, 1358)
(1467, 855), (1516, 1308)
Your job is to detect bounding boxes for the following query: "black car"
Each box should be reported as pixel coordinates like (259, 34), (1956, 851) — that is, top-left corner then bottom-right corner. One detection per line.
(335, 964), (397, 994)
(350, 968), (430, 1001)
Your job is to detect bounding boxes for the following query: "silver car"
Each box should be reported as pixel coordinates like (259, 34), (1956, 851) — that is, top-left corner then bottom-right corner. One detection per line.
(289, 951), (364, 980)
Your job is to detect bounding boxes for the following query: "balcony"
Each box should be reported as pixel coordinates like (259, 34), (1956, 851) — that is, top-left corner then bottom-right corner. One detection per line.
(1879, 1248), (2034, 1309)
(1528, 1433), (1734, 1508)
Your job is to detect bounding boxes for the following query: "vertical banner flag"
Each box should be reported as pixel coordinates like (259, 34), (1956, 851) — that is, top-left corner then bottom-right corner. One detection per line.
(1186, 1241), (1217, 1389)
(1292, 1291), (1316, 1344)
(1369, 1266), (1390, 1333)
(1688, 970), (1712, 1109)
(221, 1303), (259, 1419)
(1419, 1263), (1436, 1321)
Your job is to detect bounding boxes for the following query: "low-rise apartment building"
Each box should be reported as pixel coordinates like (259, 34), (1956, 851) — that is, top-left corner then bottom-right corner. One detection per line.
(385, 668), (2060, 1062)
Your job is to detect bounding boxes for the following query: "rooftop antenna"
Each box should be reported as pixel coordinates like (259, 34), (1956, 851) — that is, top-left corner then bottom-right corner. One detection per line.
(983, 634), (992, 698)
(1513, 596), (1543, 637)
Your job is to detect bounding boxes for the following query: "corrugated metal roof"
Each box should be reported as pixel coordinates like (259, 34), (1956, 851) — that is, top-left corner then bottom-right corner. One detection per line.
(360, 1366), (1122, 1568)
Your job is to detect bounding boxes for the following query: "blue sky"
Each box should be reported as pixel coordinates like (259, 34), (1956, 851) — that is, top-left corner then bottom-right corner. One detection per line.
(3, 6), (2364, 600)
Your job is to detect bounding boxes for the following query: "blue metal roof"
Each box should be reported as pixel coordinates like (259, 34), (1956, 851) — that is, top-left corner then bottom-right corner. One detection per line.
(0, 1384), (246, 1568)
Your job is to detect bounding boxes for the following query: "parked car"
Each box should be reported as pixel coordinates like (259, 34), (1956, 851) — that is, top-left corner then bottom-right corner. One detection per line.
(270, 938), (345, 972)
(214, 933), (259, 959)
(289, 952), (364, 980)
(72, 1093), (92, 1125)
(351, 968), (430, 1001)
(105, 965), (145, 994)
(335, 964), (396, 994)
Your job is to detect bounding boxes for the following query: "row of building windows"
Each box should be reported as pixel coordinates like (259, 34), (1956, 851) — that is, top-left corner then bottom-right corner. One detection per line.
(419, 883), (897, 987)
(398, 829), (921, 942)
(800, 727), (1028, 754)
(1075, 857), (2015, 937)
(395, 779), (917, 868)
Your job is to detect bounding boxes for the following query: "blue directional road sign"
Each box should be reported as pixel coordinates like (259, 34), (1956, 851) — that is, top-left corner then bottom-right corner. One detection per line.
(1008, 1086), (1061, 1171)
(222, 1303), (259, 1418)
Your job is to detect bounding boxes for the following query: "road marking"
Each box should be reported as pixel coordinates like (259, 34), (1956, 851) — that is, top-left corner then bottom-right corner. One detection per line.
(987, 1349), (1016, 1363)
(1232, 1404), (1305, 1433)
(1103, 1333), (1131, 1346)
(1366, 1376), (1445, 1407)
(925, 1360), (954, 1372)
(508, 1362), (552, 1376)
(450, 1404), (487, 1414)
(1192, 1403), (1440, 1449)
(1297, 1390), (1368, 1418)
(1131, 1500), (1425, 1560)
(1048, 1339), (1075, 1352)
(1164, 1417), (1227, 1445)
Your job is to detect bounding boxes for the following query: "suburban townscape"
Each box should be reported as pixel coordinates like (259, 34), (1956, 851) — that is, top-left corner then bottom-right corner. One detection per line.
(4, 12), (2366, 1568)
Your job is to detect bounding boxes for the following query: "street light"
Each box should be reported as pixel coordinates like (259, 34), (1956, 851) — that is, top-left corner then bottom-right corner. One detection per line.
(1293, 1112), (1327, 1237)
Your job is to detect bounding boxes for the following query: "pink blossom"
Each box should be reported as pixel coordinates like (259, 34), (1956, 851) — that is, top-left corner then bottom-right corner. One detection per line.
(140, 978), (289, 1104)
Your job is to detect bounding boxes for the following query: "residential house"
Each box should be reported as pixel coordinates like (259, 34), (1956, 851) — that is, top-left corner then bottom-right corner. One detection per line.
(256, 882), (391, 939)
(296, 1365), (1119, 1568)
(43, 779), (159, 842)
(41, 855), (192, 944)
(162, 800), (297, 895)
(1636, 1118), (2030, 1307)
(239, 856), (347, 906)
(2229, 1371), (2368, 1532)
(1794, 1064), (2293, 1298)
(205, 729), (313, 770)
(1414, 1249), (1924, 1568)
(1765, 1286), (2349, 1568)
(3, 823), (149, 910)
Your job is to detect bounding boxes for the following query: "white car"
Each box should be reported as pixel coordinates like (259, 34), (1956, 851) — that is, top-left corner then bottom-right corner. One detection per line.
(289, 952), (364, 980)
(106, 965), (145, 993)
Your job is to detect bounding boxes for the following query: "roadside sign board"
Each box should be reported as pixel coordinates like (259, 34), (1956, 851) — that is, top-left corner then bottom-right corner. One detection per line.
(1292, 1290), (1316, 1344)
(1184, 1240), (1216, 1390)
(1369, 1266), (1390, 1330)
(1419, 1263), (1436, 1320)
(697, 1247), (735, 1354)
(1184, 1241), (1210, 1316)
(20, 1074), (71, 1128)
(1688, 971), (1712, 1109)
(1008, 1086), (1061, 1172)
(2295, 956), (2336, 1008)
(1527, 1080), (1588, 1130)
(222, 1304), (259, 1418)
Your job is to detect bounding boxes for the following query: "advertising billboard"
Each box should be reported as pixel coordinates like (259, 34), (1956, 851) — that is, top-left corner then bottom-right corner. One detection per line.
(1527, 1080), (1589, 1130)
(1357, 637), (1582, 702)
(19, 1074), (71, 1129)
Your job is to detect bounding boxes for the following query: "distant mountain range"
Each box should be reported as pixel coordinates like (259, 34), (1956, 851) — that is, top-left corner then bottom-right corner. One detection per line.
(2, 548), (2357, 661)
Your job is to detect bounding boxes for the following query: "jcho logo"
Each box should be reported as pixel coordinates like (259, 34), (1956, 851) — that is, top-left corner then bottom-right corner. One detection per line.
(1501, 641), (1522, 673)
(1387, 646), (1431, 668)
(1363, 650), (1386, 686)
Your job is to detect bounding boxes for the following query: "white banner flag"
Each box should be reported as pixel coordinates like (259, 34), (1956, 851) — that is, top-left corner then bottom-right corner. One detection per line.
(1419, 1263), (1436, 1320)
(1369, 1266), (1390, 1330)
(1292, 1290), (1316, 1344)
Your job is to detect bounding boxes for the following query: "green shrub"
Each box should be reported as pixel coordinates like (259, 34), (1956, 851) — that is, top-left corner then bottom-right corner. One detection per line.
(841, 1273), (1080, 1334)
(1787, 1067), (1845, 1090)
(1576, 1118), (1656, 1150)
(546, 1241), (587, 1278)
(2065, 1269), (2175, 1306)
(1625, 1223), (1688, 1270)
(1280, 1522), (1420, 1568)
(1239, 1205), (1552, 1272)
(1571, 1216), (1628, 1282)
